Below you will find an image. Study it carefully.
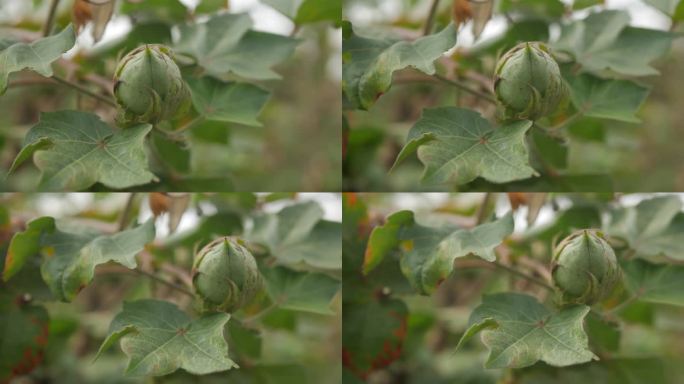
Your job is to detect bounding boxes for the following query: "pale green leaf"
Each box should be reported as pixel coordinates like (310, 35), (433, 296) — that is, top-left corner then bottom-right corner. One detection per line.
(96, 299), (237, 376)
(554, 10), (674, 76)
(623, 259), (684, 307)
(262, 0), (341, 24)
(262, 266), (340, 315)
(456, 293), (597, 369)
(10, 111), (156, 191)
(604, 196), (684, 259)
(393, 107), (537, 186)
(187, 76), (270, 126)
(0, 24), (75, 94)
(174, 13), (298, 80)
(565, 73), (650, 123)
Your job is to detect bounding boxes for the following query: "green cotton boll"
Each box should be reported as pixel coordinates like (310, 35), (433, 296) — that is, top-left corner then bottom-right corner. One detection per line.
(494, 42), (566, 120)
(192, 237), (262, 313)
(551, 229), (621, 306)
(114, 44), (191, 125)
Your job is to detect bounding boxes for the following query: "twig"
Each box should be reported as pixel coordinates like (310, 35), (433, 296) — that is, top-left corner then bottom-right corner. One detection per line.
(423, 0), (442, 36)
(43, 0), (61, 36)
(51, 75), (117, 107)
(491, 260), (554, 291)
(433, 73), (497, 104)
(241, 302), (279, 325)
(118, 193), (137, 231)
(133, 268), (195, 297)
(605, 294), (639, 316)
(475, 192), (495, 225)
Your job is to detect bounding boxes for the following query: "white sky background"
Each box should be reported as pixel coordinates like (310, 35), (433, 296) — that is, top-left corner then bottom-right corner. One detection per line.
(346, 0), (672, 48)
(32, 193), (342, 239)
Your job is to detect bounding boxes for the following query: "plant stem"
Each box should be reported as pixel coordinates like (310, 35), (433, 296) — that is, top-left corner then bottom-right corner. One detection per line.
(174, 115), (204, 134)
(51, 75), (117, 107)
(433, 73), (497, 104)
(491, 260), (555, 291)
(606, 294), (638, 315)
(423, 0), (442, 36)
(43, 0), (61, 36)
(133, 268), (195, 297)
(241, 302), (279, 325)
(118, 193), (137, 231)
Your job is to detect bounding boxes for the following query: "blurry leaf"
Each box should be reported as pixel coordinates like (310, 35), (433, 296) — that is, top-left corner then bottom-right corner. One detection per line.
(554, 10), (674, 76)
(585, 311), (620, 353)
(0, 24), (76, 95)
(10, 111), (156, 191)
(6, 217), (155, 301)
(644, 0), (680, 16)
(573, 0), (604, 9)
(393, 107), (537, 186)
(515, 357), (667, 384)
(342, 297), (407, 379)
(623, 259), (684, 307)
(247, 202), (342, 270)
(565, 73), (650, 123)
(263, 0), (342, 24)
(342, 21), (457, 110)
(187, 76), (271, 126)
(364, 211), (513, 294)
(227, 320), (261, 360)
(175, 13), (299, 80)
(262, 266), (340, 315)
(96, 299), (237, 376)
(456, 293), (597, 369)
(195, 0), (229, 14)
(167, 193), (191, 234)
(0, 295), (49, 382)
(120, 0), (188, 22)
(604, 195), (684, 259)
(532, 127), (568, 170)
(498, 0), (565, 19)
(151, 131), (191, 174)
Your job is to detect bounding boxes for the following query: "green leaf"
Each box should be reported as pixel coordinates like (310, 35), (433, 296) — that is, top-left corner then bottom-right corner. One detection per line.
(456, 293), (597, 369)
(5, 217), (155, 301)
(342, 297), (407, 377)
(604, 195), (684, 259)
(393, 107), (537, 186)
(174, 13), (298, 80)
(262, 266), (340, 315)
(263, 0), (342, 24)
(565, 73), (650, 123)
(119, 0), (188, 22)
(0, 24), (76, 95)
(0, 295), (49, 381)
(96, 299), (237, 376)
(10, 111), (156, 191)
(195, 0), (229, 14)
(623, 259), (684, 307)
(247, 202), (341, 270)
(365, 211), (514, 295)
(342, 21), (457, 110)
(644, 0), (681, 16)
(150, 131), (190, 174)
(3, 217), (55, 282)
(187, 76), (270, 126)
(498, 0), (565, 19)
(554, 10), (674, 76)
(515, 358), (667, 384)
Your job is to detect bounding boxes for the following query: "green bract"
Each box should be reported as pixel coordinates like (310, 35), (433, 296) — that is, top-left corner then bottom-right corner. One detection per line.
(551, 230), (621, 305)
(494, 42), (566, 120)
(192, 237), (262, 312)
(113, 44), (191, 125)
